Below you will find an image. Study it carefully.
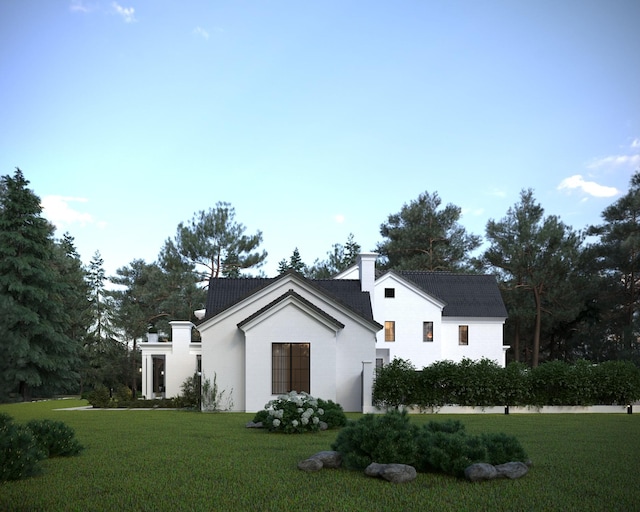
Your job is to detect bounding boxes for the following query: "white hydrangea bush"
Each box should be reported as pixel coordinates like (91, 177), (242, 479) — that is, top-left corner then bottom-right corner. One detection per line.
(263, 391), (325, 434)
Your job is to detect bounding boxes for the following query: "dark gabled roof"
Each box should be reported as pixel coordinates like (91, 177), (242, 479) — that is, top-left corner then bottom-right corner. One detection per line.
(203, 271), (378, 326)
(392, 271), (508, 318)
(237, 289), (345, 330)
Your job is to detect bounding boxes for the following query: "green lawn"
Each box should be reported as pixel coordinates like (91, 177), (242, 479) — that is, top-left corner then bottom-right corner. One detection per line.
(1, 400), (639, 511)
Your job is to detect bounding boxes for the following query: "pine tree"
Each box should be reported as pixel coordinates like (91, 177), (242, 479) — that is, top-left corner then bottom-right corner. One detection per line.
(376, 191), (481, 272)
(0, 169), (80, 400)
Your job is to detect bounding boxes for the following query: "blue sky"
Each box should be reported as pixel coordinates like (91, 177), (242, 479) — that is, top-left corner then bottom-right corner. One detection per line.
(2, 0), (639, 278)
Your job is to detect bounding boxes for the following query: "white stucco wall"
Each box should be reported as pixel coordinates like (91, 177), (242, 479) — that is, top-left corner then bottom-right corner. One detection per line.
(441, 317), (507, 366)
(371, 274), (507, 368)
(140, 321), (201, 398)
(373, 274), (446, 369)
(199, 275), (378, 412)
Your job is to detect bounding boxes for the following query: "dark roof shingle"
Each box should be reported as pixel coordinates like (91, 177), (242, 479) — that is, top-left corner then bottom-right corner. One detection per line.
(393, 271), (508, 318)
(203, 272), (377, 325)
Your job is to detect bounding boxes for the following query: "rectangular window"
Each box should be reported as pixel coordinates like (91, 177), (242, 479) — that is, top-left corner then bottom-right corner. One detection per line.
(384, 321), (395, 342)
(376, 358), (384, 369)
(423, 321), (434, 342)
(272, 343), (310, 394)
(384, 288), (395, 298)
(459, 325), (469, 345)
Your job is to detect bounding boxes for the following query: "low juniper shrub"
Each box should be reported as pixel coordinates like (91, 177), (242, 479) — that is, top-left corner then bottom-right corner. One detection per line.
(331, 411), (528, 478)
(26, 419), (84, 457)
(331, 410), (419, 469)
(480, 432), (529, 465)
(0, 413), (46, 482)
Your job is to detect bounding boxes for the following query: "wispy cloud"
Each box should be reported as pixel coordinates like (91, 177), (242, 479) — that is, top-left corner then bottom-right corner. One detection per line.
(557, 175), (619, 198)
(193, 26), (210, 40)
(334, 214), (345, 224)
(41, 196), (99, 229)
(631, 138), (640, 149)
(69, 0), (91, 13)
(587, 154), (640, 169)
(112, 2), (136, 23)
(461, 207), (485, 217)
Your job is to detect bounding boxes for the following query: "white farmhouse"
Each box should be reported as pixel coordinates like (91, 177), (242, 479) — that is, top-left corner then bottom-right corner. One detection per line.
(140, 253), (508, 412)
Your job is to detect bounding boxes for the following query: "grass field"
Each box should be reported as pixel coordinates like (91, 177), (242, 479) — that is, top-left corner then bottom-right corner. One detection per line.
(1, 400), (639, 512)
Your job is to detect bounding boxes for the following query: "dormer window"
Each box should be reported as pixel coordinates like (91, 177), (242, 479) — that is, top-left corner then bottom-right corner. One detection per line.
(384, 288), (395, 298)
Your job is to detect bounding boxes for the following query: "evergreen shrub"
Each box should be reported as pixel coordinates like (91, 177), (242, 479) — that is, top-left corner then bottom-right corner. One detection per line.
(0, 414), (46, 482)
(316, 398), (347, 428)
(331, 410), (419, 469)
(26, 419), (84, 457)
(332, 412), (528, 478)
(87, 385), (112, 408)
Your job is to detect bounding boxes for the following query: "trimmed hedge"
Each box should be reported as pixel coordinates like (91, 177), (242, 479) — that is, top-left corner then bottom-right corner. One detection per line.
(373, 358), (640, 409)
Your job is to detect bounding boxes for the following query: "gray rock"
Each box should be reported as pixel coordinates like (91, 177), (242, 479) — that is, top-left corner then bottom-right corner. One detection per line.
(464, 463), (499, 482)
(365, 463), (417, 483)
(495, 461), (529, 479)
(364, 462), (385, 477)
(245, 421), (263, 428)
(319, 421), (328, 431)
(309, 450), (342, 469)
(297, 458), (324, 472)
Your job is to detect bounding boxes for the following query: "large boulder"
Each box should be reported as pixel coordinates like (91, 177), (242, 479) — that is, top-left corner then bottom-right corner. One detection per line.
(495, 461), (529, 479)
(298, 451), (342, 472)
(465, 461), (529, 482)
(365, 463), (417, 484)
(309, 450), (342, 469)
(464, 463), (499, 482)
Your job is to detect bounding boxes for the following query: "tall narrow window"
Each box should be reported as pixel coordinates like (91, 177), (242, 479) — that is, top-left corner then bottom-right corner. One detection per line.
(459, 325), (469, 345)
(423, 321), (434, 342)
(272, 343), (310, 394)
(384, 321), (395, 342)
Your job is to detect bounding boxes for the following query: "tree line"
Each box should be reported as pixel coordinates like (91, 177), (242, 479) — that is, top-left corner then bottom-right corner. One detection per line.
(2, 167), (640, 401)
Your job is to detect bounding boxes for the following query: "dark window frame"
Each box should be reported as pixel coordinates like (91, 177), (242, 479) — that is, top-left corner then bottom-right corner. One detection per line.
(272, 343), (310, 394)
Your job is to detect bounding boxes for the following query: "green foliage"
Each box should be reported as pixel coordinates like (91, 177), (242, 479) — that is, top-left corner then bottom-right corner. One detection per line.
(306, 233), (361, 278)
(0, 413), (46, 482)
(177, 373), (201, 409)
(374, 358), (640, 408)
(331, 410), (419, 469)
(201, 373), (233, 412)
(480, 432), (529, 466)
(25, 419), (84, 457)
(372, 358), (417, 409)
(483, 188), (585, 367)
(87, 385), (112, 408)
(333, 412), (528, 478)
(0, 168), (81, 400)
(415, 429), (487, 477)
(115, 385), (132, 404)
(594, 360), (640, 405)
(503, 362), (531, 406)
(376, 190), (481, 272)
(317, 398), (347, 428)
(259, 391), (328, 434)
(167, 202), (267, 280)
(1, 400), (639, 511)
(253, 396), (346, 431)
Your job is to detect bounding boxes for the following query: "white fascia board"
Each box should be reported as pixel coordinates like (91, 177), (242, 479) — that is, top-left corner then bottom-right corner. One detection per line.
(375, 272), (447, 311)
(238, 294), (342, 334)
(442, 317), (507, 324)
